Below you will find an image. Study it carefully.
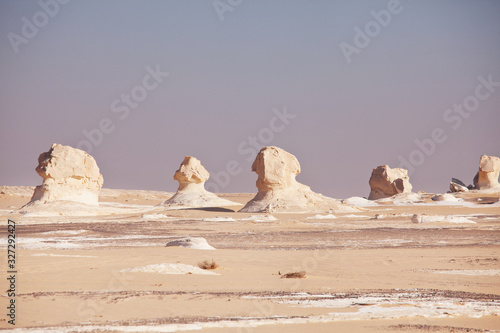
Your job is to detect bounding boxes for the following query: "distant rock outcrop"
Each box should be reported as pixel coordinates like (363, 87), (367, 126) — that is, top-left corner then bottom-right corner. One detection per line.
(25, 143), (103, 206)
(368, 165), (412, 200)
(449, 178), (470, 193)
(159, 156), (239, 208)
(239, 146), (359, 213)
(473, 155), (500, 191)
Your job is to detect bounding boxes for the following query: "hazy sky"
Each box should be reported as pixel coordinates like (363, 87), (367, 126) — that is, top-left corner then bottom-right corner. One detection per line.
(1, 0), (499, 198)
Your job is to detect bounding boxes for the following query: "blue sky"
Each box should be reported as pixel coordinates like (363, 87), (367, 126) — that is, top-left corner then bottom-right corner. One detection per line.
(1, 0), (499, 198)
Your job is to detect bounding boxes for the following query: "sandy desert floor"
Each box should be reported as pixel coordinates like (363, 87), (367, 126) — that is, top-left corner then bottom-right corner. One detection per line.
(0, 186), (499, 332)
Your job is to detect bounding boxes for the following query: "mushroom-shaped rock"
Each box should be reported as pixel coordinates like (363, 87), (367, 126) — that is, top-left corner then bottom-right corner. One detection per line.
(473, 155), (500, 191)
(159, 156), (239, 208)
(25, 143), (103, 206)
(368, 165), (412, 200)
(174, 155), (210, 188)
(239, 146), (359, 213)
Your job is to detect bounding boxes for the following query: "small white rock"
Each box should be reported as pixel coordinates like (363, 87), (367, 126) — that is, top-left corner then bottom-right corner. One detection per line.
(166, 237), (215, 250)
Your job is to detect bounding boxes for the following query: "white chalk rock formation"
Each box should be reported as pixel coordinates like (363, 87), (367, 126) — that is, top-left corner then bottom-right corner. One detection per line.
(159, 156), (239, 208)
(411, 214), (475, 224)
(25, 143), (103, 206)
(431, 193), (460, 202)
(473, 155), (500, 191)
(122, 263), (219, 275)
(239, 146), (359, 213)
(165, 237), (215, 250)
(368, 165), (412, 200)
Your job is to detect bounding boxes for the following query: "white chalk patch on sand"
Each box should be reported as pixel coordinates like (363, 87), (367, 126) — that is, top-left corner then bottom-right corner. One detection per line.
(375, 193), (482, 207)
(141, 213), (172, 220)
(40, 230), (87, 235)
(240, 215), (278, 222)
(342, 214), (371, 218)
(342, 239), (412, 247)
(380, 193), (423, 204)
(307, 214), (337, 220)
(9, 293), (499, 332)
(433, 269), (500, 276)
(121, 263), (219, 275)
(444, 216), (476, 223)
(202, 217), (236, 222)
(30, 253), (98, 258)
(11, 235), (164, 250)
(478, 215), (500, 220)
(16, 237), (83, 250)
(412, 215), (476, 224)
(20, 201), (158, 218)
(278, 293), (500, 320)
(22, 211), (67, 217)
(99, 202), (157, 209)
(427, 200), (479, 208)
(342, 197), (378, 207)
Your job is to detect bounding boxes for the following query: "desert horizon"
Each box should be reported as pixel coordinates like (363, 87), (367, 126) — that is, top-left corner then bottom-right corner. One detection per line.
(1, 142), (500, 332)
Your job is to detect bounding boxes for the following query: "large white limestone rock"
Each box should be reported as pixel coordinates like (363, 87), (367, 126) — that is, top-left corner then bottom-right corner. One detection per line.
(159, 156), (239, 208)
(473, 155), (500, 191)
(368, 165), (412, 200)
(239, 146), (359, 213)
(25, 143), (103, 206)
